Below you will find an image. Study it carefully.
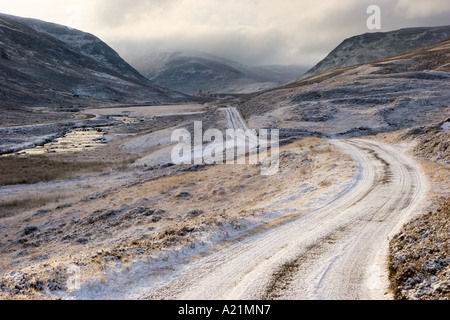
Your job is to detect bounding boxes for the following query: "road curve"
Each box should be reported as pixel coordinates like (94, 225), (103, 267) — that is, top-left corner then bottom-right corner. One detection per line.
(144, 111), (426, 300)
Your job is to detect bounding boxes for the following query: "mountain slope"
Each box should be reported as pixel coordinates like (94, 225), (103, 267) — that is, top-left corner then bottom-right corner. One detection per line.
(302, 25), (450, 79)
(131, 50), (305, 94)
(0, 13), (188, 110)
(238, 38), (450, 138)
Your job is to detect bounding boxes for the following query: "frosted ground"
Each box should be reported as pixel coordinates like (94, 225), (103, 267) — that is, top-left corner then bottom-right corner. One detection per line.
(0, 32), (448, 300)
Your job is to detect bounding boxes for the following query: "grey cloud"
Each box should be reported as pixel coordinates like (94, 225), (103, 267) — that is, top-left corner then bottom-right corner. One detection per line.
(111, 28), (296, 67)
(94, 0), (178, 26)
(97, 0), (450, 67)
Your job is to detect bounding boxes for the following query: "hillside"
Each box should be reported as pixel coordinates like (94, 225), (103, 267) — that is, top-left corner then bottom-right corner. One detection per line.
(302, 25), (450, 79)
(0, 13), (189, 125)
(238, 38), (450, 138)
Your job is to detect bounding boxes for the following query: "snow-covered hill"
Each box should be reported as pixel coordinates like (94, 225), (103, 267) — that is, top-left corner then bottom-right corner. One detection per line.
(239, 38), (450, 137)
(302, 25), (450, 79)
(131, 50), (306, 94)
(0, 13), (189, 110)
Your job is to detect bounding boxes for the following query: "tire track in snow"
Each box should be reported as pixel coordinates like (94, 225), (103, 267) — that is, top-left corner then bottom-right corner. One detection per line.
(144, 136), (425, 300)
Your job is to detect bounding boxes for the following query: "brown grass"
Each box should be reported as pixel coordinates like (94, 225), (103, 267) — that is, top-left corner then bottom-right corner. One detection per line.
(388, 198), (450, 300)
(0, 137), (358, 299)
(319, 180), (332, 187)
(0, 154), (136, 186)
(0, 194), (65, 218)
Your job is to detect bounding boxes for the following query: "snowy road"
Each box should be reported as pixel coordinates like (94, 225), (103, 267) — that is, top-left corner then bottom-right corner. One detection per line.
(145, 123), (426, 299)
(224, 107), (251, 132)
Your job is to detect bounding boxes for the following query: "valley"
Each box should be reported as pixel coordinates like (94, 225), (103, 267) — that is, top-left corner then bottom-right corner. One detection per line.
(0, 12), (448, 300)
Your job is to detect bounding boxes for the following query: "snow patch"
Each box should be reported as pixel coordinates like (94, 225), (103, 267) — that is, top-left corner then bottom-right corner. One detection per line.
(441, 122), (450, 131)
(423, 70), (450, 78)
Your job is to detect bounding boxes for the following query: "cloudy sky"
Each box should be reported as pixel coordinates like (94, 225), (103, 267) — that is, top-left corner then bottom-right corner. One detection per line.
(1, 0), (449, 66)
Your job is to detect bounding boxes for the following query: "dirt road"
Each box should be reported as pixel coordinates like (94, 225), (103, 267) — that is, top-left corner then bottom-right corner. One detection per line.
(145, 135), (426, 300)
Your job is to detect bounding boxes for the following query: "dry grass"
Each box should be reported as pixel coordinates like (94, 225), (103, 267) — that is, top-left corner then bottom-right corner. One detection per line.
(0, 154), (136, 186)
(389, 198), (450, 300)
(0, 194), (64, 218)
(319, 180), (332, 187)
(0, 137), (357, 299)
(419, 160), (449, 186)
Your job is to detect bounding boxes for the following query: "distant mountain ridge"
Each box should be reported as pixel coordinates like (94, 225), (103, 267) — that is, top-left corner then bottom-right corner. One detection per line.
(0, 13), (188, 108)
(131, 50), (307, 94)
(302, 25), (450, 79)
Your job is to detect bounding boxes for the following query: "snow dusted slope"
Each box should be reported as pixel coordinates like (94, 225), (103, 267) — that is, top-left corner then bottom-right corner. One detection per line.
(0, 13), (189, 109)
(239, 38), (450, 137)
(302, 25), (450, 79)
(12, 16), (148, 84)
(132, 50), (305, 94)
